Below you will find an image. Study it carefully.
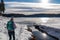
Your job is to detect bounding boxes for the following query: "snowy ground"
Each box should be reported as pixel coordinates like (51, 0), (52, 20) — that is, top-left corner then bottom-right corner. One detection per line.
(0, 16), (32, 40)
(0, 24), (32, 40)
(0, 16), (60, 40)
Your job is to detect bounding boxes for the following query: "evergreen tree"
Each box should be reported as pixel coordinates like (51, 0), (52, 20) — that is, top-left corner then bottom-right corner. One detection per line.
(0, 0), (5, 13)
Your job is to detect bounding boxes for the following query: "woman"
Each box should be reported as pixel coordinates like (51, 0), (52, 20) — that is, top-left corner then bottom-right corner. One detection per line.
(7, 17), (16, 40)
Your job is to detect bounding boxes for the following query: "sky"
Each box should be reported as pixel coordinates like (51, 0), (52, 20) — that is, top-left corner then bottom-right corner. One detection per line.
(3, 0), (60, 14)
(50, 0), (60, 4)
(4, 0), (60, 4)
(4, 0), (39, 3)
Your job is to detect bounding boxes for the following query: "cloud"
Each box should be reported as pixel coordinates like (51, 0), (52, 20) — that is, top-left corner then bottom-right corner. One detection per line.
(5, 2), (60, 8)
(4, 2), (60, 15)
(5, 2), (41, 8)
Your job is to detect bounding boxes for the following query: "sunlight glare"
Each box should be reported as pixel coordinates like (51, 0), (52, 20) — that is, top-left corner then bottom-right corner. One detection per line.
(42, 33), (47, 38)
(41, 18), (49, 23)
(41, 0), (49, 4)
(40, 0), (50, 8)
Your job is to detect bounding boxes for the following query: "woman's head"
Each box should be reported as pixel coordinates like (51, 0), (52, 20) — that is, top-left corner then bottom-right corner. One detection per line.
(10, 17), (13, 21)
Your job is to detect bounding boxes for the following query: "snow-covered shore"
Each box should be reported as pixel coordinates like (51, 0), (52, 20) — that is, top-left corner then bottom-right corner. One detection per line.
(0, 16), (33, 40)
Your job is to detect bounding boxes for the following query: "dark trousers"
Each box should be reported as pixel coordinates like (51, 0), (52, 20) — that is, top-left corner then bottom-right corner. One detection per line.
(8, 30), (15, 40)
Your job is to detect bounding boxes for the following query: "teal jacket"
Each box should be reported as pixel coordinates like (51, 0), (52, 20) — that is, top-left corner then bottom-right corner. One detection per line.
(7, 21), (15, 31)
